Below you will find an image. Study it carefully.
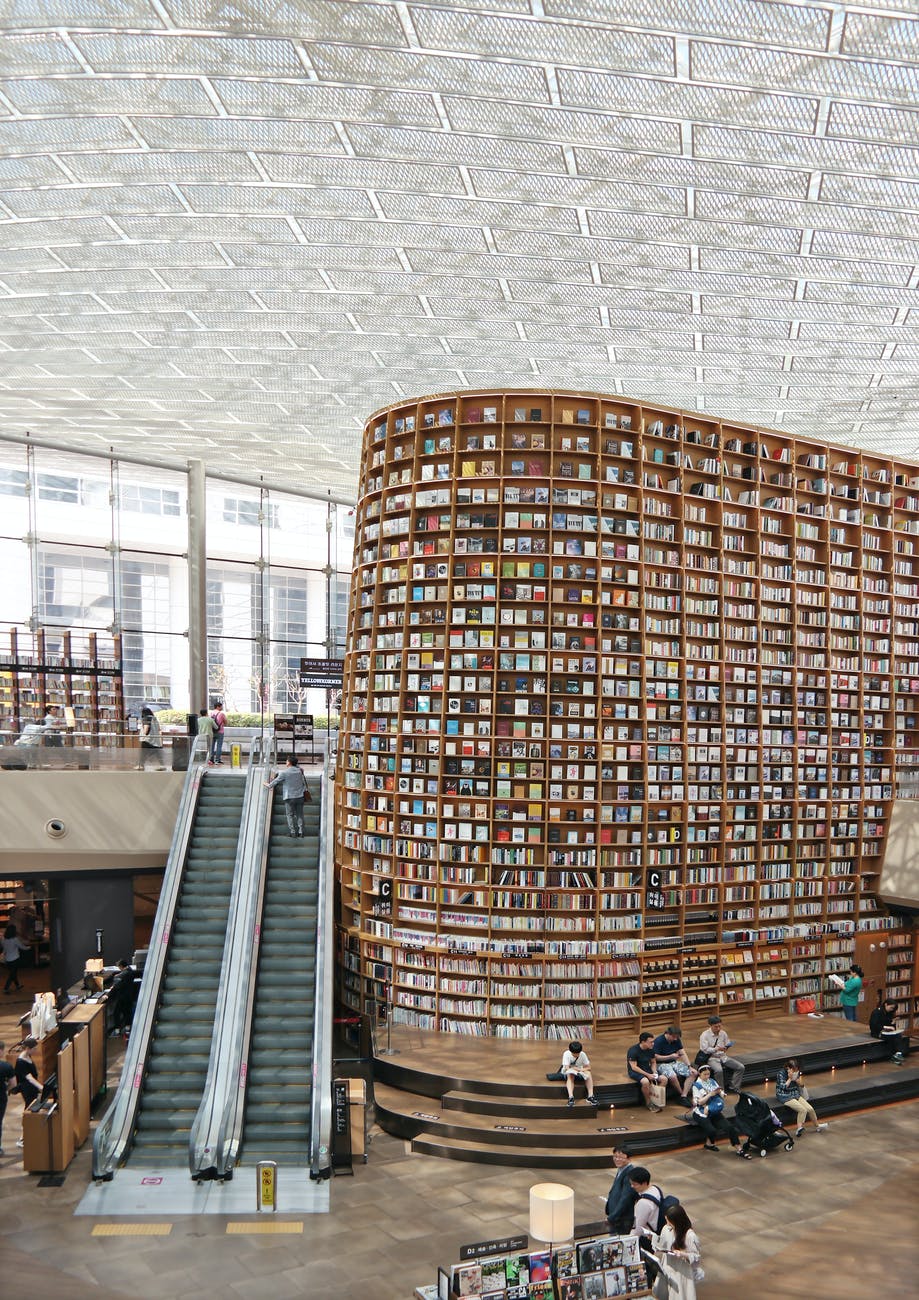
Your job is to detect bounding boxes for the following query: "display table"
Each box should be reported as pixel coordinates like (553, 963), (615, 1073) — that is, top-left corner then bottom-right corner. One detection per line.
(22, 1037), (75, 1174)
(60, 1000), (106, 1104)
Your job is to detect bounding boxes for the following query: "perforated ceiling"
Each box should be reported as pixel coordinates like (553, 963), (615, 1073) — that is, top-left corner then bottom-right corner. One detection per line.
(0, 0), (917, 495)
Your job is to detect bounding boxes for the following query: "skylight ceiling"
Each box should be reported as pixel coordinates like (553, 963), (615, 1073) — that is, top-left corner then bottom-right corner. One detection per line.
(0, 0), (917, 496)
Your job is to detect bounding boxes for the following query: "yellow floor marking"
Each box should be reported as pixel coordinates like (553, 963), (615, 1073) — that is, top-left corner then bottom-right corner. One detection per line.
(226, 1221), (304, 1234)
(91, 1223), (173, 1236)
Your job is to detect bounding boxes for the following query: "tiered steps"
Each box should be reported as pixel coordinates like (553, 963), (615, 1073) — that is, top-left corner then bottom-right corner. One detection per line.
(373, 1022), (918, 1166)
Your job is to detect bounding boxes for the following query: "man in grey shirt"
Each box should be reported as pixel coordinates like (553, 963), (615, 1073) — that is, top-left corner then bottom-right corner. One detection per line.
(266, 755), (308, 837)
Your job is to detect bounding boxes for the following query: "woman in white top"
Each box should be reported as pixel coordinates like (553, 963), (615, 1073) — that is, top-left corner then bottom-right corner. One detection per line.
(560, 1040), (599, 1107)
(649, 1204), (703, 1300)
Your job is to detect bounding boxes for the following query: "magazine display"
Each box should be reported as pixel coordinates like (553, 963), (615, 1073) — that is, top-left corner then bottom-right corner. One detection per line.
(448, 1236), (648, 1299)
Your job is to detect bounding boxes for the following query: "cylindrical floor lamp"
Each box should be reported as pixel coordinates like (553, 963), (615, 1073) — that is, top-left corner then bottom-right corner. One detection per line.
(529, 1181), (575, 1249)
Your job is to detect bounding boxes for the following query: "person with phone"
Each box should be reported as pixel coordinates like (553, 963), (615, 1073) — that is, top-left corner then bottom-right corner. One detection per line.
(697, 1016), (744, 1092)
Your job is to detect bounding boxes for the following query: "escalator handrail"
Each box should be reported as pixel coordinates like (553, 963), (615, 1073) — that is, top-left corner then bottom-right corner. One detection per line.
(92, 736), (210, 1178)
(310, 756), (335, 1179)
(188, 754), (272, 1178)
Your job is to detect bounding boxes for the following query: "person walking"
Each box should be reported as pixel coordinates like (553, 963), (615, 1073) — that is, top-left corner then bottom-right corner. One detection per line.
(0, 1040), (14, 1155)
(697, 1016), (745, 1092)
(839, 964), (865, 1021)
(137, 707), (166, 770)
(265, 755), (308, 837)
(605, 1144), (637, 1233)
(196, 708), (216, 762)
(690, 1064), (750, 1156)
(775, 1058), (827, 1137)
(649, 1204), (703, 1300)
(2, 923), (28, 993)
(560, 1040), (599, 1107)
(210, 703), (227, 765)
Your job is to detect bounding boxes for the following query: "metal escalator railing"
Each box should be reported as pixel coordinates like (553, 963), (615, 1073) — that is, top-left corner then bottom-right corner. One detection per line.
(310, 755), (334, 1180)
(188, 753), (273, 1179)
(92, 736), (210, 1180)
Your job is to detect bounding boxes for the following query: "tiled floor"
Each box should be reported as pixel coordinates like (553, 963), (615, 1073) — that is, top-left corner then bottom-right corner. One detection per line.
(2, 980), (917, 1299)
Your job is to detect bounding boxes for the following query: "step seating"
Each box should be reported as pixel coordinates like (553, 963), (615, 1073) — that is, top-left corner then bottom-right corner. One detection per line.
(373, 1038), (917, 1167)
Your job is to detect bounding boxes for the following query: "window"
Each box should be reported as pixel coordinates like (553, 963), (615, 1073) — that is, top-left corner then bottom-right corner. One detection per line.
(37, 474), (80, 504)
(223, 497), (279, 528)
(121, 484), (182, 517)
(0, 468), (28, 497)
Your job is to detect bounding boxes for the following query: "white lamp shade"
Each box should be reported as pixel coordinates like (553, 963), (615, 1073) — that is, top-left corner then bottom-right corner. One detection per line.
(529, 1182), (574, 1244)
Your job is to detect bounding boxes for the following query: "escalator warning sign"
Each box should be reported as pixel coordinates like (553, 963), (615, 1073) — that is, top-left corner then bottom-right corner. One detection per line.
(257, 1161), (277, 1212)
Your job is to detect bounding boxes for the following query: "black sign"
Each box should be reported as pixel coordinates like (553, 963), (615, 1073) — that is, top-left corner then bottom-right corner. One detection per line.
(459, 1234), (529, 1261)
(596, 1126), (630, 1134)
(494, 1124), (526, 1132)
(298, 657), (344, 687)
(646, 868), (666, 912)
(412, 1111), (439, 1121)
(331, 1079), (353, 1175)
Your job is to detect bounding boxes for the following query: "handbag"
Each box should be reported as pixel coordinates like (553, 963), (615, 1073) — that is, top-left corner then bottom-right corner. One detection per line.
(706, 1093), (724, 1114)
(796, 996), (816, 1014)
(693, 1049), (709, 1067)
(546, 1070), (566, 1082)
(649, 1081), (667, 1110)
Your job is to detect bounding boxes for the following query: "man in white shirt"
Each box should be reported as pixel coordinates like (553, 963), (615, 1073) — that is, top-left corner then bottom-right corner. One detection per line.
(698, 1015), (745, 1092)
(560, 1040), (599, 1108)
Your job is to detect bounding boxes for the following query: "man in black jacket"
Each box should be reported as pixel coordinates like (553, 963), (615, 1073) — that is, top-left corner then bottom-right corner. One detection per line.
(605, 1144), (637, 1233)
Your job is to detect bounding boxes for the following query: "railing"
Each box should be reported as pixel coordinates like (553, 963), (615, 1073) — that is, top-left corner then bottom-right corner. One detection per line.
(188, 752), (273, 1179)
(310, 755), (334, 1181)
(0, 733), (274, 771)
(91, 736), (210, 1178)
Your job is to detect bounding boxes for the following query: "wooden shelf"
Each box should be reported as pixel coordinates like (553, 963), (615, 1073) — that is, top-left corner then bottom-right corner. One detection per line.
(337, 390), (918, 1038)
(0, 627), (125, 747)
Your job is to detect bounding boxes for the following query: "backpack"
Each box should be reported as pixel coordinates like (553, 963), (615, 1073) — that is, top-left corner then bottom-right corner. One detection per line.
(639, 1188), (680, 1235)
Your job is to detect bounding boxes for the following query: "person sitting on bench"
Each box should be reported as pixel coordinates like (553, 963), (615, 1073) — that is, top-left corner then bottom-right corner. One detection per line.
(560, 1040), (599, 1108)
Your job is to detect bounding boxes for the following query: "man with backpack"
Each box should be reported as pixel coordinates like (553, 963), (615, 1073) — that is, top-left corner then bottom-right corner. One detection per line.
(628, 1166), (680, 1286)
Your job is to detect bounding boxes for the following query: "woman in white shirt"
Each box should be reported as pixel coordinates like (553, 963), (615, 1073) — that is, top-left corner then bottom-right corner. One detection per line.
(560, 1040), (599, 1108)
(649, 1204), (703, 1300)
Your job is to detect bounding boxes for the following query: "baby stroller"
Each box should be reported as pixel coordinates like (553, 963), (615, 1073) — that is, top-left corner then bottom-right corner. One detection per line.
(734, 1091), (795, 1157)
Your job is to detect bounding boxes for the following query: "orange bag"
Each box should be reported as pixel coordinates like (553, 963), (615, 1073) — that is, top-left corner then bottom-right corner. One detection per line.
(796, 997), (816, 1014)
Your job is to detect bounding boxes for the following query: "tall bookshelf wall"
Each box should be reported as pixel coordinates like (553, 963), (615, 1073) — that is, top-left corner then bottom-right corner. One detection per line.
(335, 390), (919, 1039)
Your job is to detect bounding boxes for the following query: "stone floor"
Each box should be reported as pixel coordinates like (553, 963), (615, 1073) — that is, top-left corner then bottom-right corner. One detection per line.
(2, 980), (917, 1299)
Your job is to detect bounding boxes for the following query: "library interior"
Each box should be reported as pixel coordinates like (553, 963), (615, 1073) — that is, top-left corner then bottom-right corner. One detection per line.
(1, 4), (918, 1299)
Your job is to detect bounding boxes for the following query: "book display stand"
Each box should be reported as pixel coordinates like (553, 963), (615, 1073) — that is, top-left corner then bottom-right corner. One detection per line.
(0, 626), (125, 746)
(335, 390), (918, 1040)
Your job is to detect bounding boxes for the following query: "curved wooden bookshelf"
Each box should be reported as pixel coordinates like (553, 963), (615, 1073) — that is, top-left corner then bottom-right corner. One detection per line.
(335, 389), (918, 1039)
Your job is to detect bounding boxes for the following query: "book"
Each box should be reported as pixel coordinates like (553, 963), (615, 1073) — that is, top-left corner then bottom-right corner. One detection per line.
(452, 1262), (482, 1296)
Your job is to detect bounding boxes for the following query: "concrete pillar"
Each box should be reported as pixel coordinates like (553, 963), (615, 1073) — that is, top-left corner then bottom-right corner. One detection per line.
(187, 458), (208, 711)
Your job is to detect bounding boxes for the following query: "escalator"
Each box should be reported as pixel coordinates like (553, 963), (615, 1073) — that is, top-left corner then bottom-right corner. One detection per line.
(238, 780), (320, 1165)
(129, 773), (246, 1165)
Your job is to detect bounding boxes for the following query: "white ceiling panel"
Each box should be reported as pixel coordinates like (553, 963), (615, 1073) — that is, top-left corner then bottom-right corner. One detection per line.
(0, 0), (916, 491)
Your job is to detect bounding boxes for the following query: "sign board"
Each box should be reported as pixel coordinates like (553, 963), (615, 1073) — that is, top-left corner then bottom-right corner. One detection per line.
(646, 868), (666, 912)
(273, 714), (315, 761)
(298, 657), (344, 688)
(331, 1078), (353, 1175)
(256, 1160), (277, 1212)
(459, 1234), (529, 1261)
